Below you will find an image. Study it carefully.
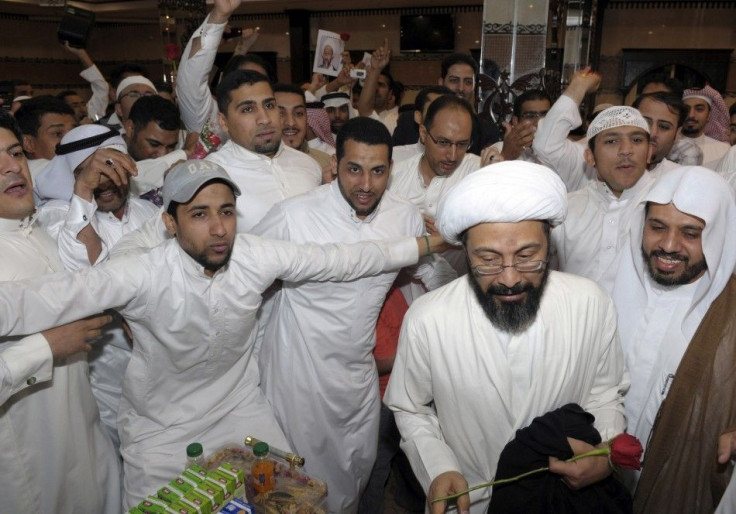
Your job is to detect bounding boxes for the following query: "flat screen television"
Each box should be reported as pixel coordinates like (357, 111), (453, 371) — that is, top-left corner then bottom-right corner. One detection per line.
(400, 14), (455, 53)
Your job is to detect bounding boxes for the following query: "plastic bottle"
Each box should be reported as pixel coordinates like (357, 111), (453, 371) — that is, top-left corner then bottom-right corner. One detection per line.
(186, 442), (205, 467)
(251, 441), (275, 493)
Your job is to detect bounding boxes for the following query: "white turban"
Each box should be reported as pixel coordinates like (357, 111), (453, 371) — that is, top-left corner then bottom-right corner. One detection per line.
(115, 76), (157, 100)
(436, 161), (568, 245)
(34, 124), (127, 204)
(587, 105), (649, 140)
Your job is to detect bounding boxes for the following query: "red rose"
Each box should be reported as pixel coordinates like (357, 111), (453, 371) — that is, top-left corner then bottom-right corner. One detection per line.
(609, 433), (643, 470)
(340, 32), (350, 41)
(164, 43), (180, 61)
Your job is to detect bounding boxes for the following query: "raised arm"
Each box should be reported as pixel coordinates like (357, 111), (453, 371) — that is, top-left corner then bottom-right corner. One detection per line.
(357, 39), (390, 117)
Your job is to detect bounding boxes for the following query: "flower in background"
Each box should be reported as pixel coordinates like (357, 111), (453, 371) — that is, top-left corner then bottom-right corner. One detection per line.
(164, 43), (180, 61)
(340, 32), (350, 42)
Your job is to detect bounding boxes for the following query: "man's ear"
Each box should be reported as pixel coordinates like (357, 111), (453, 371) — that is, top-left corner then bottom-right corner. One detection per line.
(21, 134), (36, 157)
(114, 102), (123, 120)
(583, 147), (596, 167)
(413, 110), (422, 126)
(123, 120), (134, 142)
(418, 124), (428, 145)
(162, 211), (177, 237)
(217, 112), (230, 137)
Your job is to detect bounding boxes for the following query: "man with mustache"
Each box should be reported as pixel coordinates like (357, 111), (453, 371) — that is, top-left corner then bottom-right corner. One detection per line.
(681, 86), (730, 169)
(611, 166), (736, 513)
(550, 104), (654, 293)
(0, 112), (121, 513)
(0, 159), (445, 507)
(253, 117), (455, 513)
(385, 162), (628, 513)
(36, 124), (157, 451)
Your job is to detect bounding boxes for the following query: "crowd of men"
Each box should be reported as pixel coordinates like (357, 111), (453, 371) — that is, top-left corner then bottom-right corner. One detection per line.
(1, 0), (736, 512)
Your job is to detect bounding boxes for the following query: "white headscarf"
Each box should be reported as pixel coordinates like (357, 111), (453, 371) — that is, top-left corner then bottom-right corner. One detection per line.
(612, 165), (736, 344)
(34, 125), (127, 204)
(436, 161), (568, 245)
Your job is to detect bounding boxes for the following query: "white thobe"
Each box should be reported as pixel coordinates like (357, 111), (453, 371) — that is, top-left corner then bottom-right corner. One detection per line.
(392, 141), (424, 164)
(683, 133), (730, 170)
(0, 233), (419, 508)
(552, 173), (654, 293)
(0, 215), (121, 514)
(369, 106), (399, 135)
(131, 150), (188, 197)
(38, 195), (157, 450)
(533, 94), (598, 192)
(388, 152), (481, 219)
(206, 140), (322, 232)
(389, 152), (481, 275)
(716, 146), (736, 193)
(80, 64), (110, 121)
(620, 280), (700, 456)
(253, 183), (454, 513)
(176, 14), (223, 133)
(385, 271), (627, 513)
(307, 137), (336, 156)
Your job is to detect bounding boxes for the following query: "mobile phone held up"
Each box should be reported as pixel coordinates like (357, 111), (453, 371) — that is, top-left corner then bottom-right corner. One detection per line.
(349, 69), (366, 80)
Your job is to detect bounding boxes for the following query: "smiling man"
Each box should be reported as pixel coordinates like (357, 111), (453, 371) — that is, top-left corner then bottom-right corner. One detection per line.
(386, 162), (627, 513)
(611, 166), (736, 513)
(552, 105), (654, 293)
(254, 116), (455, 513)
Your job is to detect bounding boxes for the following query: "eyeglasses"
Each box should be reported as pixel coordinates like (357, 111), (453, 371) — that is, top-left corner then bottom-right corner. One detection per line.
(519, 110), (548, 120)
(472, 260), (548, 276)
(425, 131), (472, 151)
(119, 90), (156, 101)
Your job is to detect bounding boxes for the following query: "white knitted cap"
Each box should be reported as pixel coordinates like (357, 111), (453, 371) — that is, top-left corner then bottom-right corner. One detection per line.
(587, 105), (650, 140)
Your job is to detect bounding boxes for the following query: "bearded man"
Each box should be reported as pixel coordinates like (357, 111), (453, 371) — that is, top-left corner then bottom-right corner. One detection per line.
(385, 161), (628, 513)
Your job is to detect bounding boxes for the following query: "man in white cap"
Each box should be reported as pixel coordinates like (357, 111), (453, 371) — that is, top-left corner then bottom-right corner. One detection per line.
(681, 87), (731, 169)
(0, 112), (121, 513)
(322, 91), (353, 138)
(35, 124), (157, 452)
(610, 166), (736, 513)
(0, 158), (444, 508)
(385, 161), (628, 514)
(106, 75), (157, 135)
(254, 117), (455, 514)
(551, 103), (654, 293)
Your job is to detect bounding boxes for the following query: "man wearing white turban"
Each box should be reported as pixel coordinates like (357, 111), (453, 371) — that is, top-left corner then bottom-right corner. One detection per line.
(551, 103), (654, 293)
(385, 161), (629, 513)
(610, 166), (736, 513)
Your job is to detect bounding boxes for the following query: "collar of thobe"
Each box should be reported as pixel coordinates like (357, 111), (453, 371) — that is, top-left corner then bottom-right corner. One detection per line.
(96, 198), (131, 223)
(329, 180), (381, 224)
(0, 210), (37, 236)
(593, 170), (653, 201)
(226, 139), (285, 165)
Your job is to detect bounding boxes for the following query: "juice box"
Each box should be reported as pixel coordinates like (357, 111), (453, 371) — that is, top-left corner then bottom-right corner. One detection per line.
(183, 489), (213, 514)
(218, 498), (255, 513)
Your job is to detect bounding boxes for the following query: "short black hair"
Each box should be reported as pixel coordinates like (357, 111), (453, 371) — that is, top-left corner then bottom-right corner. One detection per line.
(414, 85), (453, 113)
(154, 82), (174, 95)
(222, 54), (277, 84)
(390, 80), (405, 106)
(56, 89), (79, 101)
(273, 83), (306, 103)
(441, 53), (479, 79)
(14, 96), (74, 137)
(639, 74), (684, 99)
(109, 64), (150, 89)
(128, 95), (181, 133)
(633, 92), (688, 127)
(0, 111), (23, 143)
(729, 102), (736, 117)
(215, 70), (272, 114)
(423, 94), (476, 132)
(336, 117), (392, 163)
(513, 89), (552, 118)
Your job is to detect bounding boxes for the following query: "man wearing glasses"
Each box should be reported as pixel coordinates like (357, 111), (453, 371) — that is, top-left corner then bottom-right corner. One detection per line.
(385, 162), (627, 513)
(110, 76), (157, 136)
(389, 95), (480, 273)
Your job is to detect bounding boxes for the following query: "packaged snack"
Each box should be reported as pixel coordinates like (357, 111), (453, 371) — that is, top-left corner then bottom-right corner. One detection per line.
(218, 497), (255, 513)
